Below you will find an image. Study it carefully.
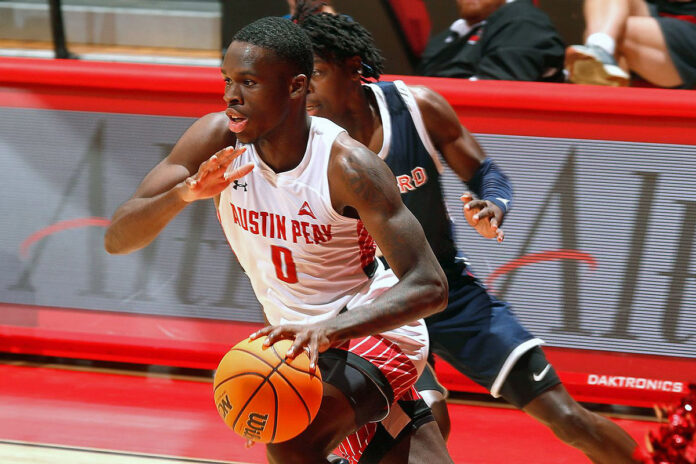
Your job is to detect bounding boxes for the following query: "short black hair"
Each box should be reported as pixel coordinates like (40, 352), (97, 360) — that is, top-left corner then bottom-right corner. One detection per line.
(232, 16), (313, 78)
(293, 4), (385, 80)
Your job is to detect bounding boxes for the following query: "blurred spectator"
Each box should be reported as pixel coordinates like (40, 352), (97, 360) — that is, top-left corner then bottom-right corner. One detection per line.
(417, 0), (565, 82)
(286, 0), (335, 17)
(566, 0), (696, 88)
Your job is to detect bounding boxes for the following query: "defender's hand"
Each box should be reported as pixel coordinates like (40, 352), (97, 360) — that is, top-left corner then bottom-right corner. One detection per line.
(179, 146), (253, 202)
(461, 192), (505, 243)
(250, 323), (333, 375)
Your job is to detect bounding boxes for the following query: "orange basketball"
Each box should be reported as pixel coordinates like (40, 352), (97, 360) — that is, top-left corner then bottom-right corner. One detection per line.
(213, 335), (323, 444)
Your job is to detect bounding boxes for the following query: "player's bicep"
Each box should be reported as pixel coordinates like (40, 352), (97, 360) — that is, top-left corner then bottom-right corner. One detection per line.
(412, 86), (485, 182)
(329, 140), (429, 278)
(366, 203), (431, 279)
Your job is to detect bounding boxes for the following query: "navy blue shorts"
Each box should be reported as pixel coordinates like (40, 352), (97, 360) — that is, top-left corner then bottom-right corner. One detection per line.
(424, 267), (548, 404)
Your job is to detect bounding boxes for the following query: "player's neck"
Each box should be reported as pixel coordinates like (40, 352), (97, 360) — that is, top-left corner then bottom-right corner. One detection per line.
(255, 112), (311, 173)
(339, 86), (382, 149)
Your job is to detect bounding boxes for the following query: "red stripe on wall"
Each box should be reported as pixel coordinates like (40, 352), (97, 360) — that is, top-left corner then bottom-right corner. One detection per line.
(2, 57), (696, 143)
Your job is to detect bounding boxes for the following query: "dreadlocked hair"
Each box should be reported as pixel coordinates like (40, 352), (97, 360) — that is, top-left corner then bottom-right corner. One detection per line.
(292, 2), (385, 81)
(233, 16), (313, 78)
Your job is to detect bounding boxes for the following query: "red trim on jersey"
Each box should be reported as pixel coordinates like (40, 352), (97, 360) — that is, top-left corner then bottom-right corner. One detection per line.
(356, 220), (376, 270)
(333, 335), (420, 463)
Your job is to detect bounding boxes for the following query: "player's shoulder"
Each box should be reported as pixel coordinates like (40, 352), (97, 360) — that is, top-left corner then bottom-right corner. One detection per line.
(169, 111), (236, 167)
(189, 111), (234, 140)
(404, 84), (459, 137)
(406, 84), (451, 115)
(329, 132), (375, 169)
(328, 132), (389, 187)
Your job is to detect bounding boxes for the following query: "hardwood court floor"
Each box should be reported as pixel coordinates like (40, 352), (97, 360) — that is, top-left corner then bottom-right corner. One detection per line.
(0, 359), (657, 463)
(0, 441), (237, 464)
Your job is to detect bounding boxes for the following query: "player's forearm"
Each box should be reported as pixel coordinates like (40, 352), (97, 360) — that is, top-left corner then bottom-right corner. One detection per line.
(327, 267), (448, 341)
(104, 185), (190, 254)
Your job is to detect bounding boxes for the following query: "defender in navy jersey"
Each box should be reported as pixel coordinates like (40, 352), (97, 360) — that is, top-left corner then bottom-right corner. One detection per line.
(297, 6), (647, 463)
(105, 16), (453, 464)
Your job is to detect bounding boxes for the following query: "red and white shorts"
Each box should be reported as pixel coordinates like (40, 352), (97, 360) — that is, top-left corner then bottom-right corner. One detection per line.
(327, 335), (422, 464)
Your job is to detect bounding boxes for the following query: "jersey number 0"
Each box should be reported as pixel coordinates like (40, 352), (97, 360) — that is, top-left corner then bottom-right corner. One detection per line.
(271, 245), (298, 283)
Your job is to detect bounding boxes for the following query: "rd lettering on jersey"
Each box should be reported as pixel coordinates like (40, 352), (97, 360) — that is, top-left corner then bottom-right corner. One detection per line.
(396, 167), (428, 193)
(228, 202), (332, 245)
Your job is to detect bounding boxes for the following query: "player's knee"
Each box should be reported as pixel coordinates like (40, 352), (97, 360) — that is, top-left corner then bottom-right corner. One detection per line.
(419, 390), (451, 441)
(547, 404), (597, 447)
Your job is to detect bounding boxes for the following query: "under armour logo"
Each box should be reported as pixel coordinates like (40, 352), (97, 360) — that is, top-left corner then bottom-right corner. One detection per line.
(233, 180), (248, 191)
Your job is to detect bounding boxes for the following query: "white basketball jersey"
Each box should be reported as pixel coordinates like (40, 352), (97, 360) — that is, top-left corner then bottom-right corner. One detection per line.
(217, 116), (427, 369)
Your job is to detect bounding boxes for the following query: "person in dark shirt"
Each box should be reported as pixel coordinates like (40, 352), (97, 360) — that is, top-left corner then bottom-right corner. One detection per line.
(566, 0), (696, 88)
(418, 0), (565, 82)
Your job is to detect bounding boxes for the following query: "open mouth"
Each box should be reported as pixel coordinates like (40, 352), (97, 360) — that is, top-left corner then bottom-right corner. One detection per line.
(226, 109), (248, 133)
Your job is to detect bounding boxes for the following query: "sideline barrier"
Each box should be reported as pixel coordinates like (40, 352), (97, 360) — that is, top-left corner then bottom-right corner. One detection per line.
(1, 57), (694, 407)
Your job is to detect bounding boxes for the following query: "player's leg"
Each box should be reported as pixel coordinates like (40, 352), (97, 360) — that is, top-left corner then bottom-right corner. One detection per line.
(414, 362), (450, 441)
(620, 16), (684, 87)
(496, 345), (642, 463)
(353, 393), (453, 464)
(377, 418), (452, 464)
(426, 273), (643, 462)
(267, 346), (398, 463)
(266, 382), (355, 463)
(322, 336), (453, 464)
(522, 382), (644, 464)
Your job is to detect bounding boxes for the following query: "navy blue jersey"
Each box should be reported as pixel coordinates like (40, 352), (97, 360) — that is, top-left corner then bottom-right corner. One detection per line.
(369, 81), (461, 278)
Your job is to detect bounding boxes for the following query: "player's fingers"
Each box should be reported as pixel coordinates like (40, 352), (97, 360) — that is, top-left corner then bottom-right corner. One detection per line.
(496, 227), (505, 243)
(230, 146), (247, 159)
(473, 206), (494, 221)
(490, 218), (505, 243)
(308, 341), (319, 375)
(216, 145), (239, 162)
(224, 162), (255, 181)
(263, 327), (286, 347)
(249, 325), (273, 340)
(202, 153), (222, 172)
(460, 192), (473, 205)
(465, 199), (487, 212)
(285, 333), (308, 360)
(245, 439), (256, 448)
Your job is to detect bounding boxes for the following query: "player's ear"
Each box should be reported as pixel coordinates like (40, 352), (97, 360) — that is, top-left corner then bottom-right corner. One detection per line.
(345, 56), (363, 82)
(290, 74), (309, 99)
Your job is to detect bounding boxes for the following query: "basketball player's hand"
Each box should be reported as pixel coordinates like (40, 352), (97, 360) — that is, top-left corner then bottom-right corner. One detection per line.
(461, 192), (505, 243)
(178, 146), (253, 202)
(250, 324), (332, 375)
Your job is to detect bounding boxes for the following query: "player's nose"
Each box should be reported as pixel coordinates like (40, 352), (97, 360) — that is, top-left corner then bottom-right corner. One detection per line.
(224, 82), (243, 106)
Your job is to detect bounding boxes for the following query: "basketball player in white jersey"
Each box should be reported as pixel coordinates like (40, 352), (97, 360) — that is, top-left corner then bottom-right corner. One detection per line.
(105, 16), (453, 464)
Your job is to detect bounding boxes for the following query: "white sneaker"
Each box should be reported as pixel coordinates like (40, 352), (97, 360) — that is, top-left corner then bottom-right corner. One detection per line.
(565, 44), (629, 87)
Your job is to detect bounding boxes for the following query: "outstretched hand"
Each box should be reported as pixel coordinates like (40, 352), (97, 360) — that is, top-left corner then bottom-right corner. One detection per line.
(249, 323), (333, 375)
(179, 146), (253, 203)
(461, 192), (505, 243)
